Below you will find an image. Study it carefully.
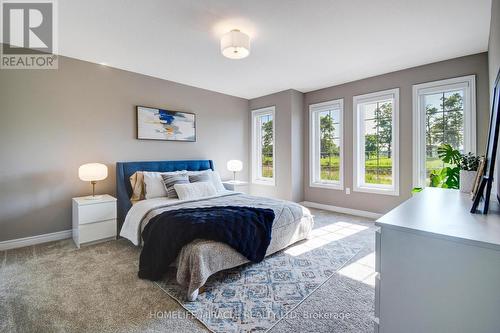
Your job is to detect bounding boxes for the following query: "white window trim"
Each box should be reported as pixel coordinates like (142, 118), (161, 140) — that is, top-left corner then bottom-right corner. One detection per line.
(309, 99), (344, 190)
(251, 106), (276, 186)
(412, 75), (476, 188)
(353, 88), (400, 196)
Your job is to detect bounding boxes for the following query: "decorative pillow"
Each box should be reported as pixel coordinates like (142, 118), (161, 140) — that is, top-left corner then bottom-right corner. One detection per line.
(189, 171), (211, 183)
(173, 182), (217, 201)
(129, 171), (145, 204)
(162, 173), (190, 198)
(187, 170), (226, 193)
(143, 171), (186, 199)
(210, 171), (227, 192)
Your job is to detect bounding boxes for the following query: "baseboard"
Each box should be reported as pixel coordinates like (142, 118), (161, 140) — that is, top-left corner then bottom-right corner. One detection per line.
(300, 201), (383, 220)
(0, 230), (72, 251)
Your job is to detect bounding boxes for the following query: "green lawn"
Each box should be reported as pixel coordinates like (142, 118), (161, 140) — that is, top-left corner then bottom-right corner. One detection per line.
(262, 156), (273, 178)
(261, 156), (446, 185)
(321, 156), (393, 184)
(262, 166), (273, 178)
(364, 157), (392, 184)
(320, 156), (340, 181)
(321, 168), (340, 180)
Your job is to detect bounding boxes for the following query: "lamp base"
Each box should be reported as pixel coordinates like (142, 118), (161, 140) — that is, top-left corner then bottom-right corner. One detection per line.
(84, 195), (103, 200)
(84, 181), (101, 200)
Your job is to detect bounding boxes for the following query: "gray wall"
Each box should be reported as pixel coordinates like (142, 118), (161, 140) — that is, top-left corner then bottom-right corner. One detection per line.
(0, 56), (249, 242)
(0, 50), (492, 242)
(249, 89), (304, 202)
(290, 90), (304, 202)
(303, 53), (490, 214)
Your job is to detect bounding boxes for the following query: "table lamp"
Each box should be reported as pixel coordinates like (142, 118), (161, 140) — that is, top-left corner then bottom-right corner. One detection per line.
(227, 160), (243, 181)
(78, 163), (108, 199)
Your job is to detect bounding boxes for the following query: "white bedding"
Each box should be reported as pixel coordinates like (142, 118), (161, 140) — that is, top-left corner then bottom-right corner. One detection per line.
(120, 191), (235, 245)
(120, 191), (314, 300)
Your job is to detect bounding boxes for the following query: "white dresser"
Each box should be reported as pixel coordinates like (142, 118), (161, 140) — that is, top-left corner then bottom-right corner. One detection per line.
(375, 188), (500, 333)
(72, 195), (117, 248)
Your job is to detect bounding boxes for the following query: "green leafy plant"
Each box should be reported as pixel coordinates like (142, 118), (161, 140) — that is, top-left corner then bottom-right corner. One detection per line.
(460, 152), (481, 171)
(411, 187), (423, 194)
(429, 167), (459, 188)
(429, 145), (482, 189)
(429, 144), (461, 189)
(437, 144), (461, 165)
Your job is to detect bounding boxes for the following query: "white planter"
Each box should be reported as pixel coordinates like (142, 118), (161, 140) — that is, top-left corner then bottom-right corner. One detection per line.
(459, 170), (476, 193)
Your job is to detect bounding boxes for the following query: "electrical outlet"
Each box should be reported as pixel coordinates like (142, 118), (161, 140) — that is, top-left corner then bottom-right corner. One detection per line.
(346, 188), (351, 194)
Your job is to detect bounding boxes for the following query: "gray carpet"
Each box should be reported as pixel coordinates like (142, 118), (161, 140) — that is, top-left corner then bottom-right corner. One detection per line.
(0, 209), (375, 333)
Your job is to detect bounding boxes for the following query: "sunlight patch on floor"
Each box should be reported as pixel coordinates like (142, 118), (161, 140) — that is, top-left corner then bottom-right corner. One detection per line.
(284, 221), (369, 256)
(338, 252), (376, 286)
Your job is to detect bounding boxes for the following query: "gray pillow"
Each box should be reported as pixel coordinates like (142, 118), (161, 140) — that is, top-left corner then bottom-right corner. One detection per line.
(189, 172), (211, 183)
(162, 173), (189, 198)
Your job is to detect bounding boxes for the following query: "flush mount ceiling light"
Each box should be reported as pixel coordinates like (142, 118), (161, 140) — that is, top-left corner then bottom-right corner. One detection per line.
(220, 29), (250, 59)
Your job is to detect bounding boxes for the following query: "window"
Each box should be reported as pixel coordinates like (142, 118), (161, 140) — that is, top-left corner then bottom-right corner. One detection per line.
(252, 106), (275, 185)
(309, 99), (344, 189)
(412, 76), (476, 188)
(353, 88), (399, 195)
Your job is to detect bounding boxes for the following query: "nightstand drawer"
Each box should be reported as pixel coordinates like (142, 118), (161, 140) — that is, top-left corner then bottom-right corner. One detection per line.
(79, 219), (116, 244)
(78, 202), (116, 224)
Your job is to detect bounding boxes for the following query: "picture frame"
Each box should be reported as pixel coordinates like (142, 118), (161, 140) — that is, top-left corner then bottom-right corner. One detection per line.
(471, 70), (500, 214)
(136, 106), (196, 142)
(471, 157), (485, 198)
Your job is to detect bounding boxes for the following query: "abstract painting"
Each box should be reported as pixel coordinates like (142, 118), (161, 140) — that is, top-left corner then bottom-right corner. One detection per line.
(137, 106), (196, 142)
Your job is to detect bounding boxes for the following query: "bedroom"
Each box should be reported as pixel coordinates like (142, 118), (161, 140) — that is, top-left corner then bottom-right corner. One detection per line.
(1, 0), (500, 332)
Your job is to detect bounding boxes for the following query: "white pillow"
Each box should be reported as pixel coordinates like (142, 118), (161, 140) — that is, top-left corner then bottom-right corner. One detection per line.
(210, 171), (227, 192)
(173, 182), (217, 201)
(186, 170), (226, 193)
(143, 170), (186, 199)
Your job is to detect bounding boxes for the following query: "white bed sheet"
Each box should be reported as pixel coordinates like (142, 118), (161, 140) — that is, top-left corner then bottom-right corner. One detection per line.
(120, 197), (178, 245)
(120, 191), (235, 245)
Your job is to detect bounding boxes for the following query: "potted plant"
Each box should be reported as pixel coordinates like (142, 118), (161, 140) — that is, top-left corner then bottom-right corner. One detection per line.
(429, 145), (481, 193)
(459, 152), (481, 193)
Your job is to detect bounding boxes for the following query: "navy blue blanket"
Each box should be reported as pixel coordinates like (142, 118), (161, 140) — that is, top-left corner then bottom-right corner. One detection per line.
(138, 206), (275, 281)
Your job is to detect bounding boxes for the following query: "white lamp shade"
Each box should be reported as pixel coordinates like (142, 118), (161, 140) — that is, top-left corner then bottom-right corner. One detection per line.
(78, 163), (108, 182)
(227, 160), (243, 172)
(220, 30), (250, 59)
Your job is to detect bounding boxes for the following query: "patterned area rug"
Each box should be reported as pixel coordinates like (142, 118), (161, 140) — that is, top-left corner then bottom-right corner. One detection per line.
(156, 220), (374, 333)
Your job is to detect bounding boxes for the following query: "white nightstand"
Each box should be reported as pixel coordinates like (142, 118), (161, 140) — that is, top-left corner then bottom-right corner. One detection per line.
(72, 194), (117, 248)
(222, 180), (249, 194)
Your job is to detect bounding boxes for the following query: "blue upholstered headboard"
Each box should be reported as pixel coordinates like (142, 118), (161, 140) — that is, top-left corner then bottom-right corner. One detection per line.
(116, 159), (214, 228)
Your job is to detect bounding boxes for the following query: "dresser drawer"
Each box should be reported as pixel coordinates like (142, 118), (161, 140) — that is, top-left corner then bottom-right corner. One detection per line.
(78, 202), (116, 224)
(79, 219), (116, 244)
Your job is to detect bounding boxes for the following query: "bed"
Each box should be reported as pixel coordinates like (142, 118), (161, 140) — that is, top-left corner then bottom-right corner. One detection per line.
(117, 159), (314, 301)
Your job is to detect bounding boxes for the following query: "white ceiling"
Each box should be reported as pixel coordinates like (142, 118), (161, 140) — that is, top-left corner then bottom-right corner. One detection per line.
(56, 0), (491, 99)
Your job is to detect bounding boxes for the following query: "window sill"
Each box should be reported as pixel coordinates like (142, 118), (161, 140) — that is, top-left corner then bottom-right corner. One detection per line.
(310, 182), (343, 190)
(252, 179), (276, 187)
(353, 185), (399, 196)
